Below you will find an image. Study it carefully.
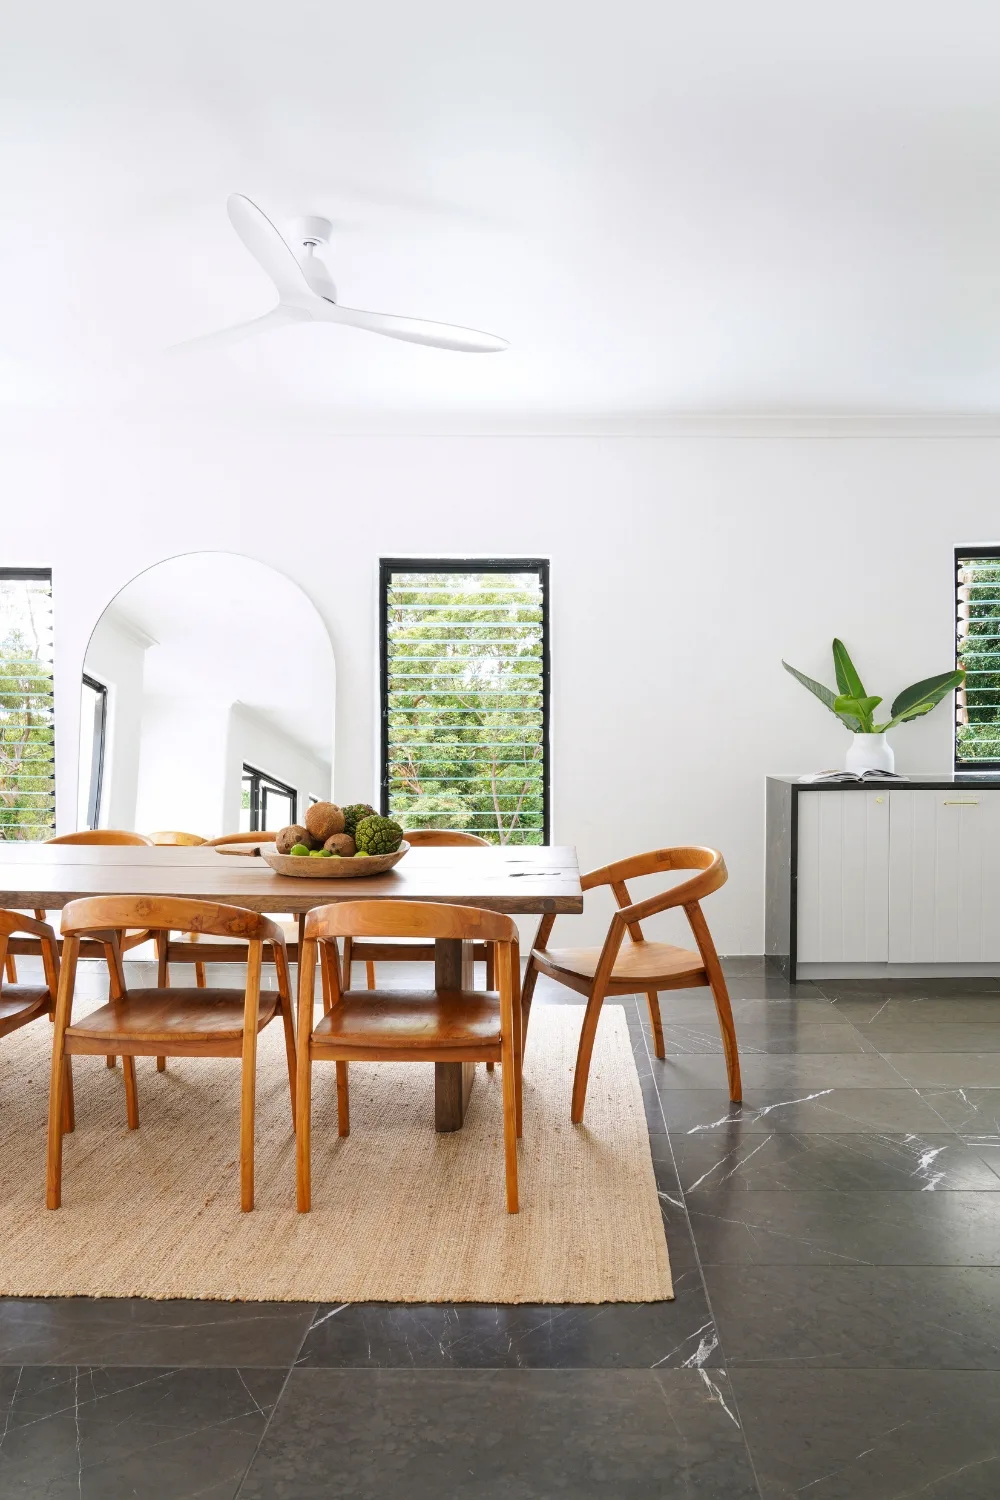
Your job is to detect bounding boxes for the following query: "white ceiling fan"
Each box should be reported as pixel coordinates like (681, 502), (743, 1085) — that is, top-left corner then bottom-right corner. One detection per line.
(175, 194), (508, 355)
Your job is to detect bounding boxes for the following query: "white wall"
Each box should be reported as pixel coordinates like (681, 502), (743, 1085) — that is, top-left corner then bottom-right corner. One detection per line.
(134, 695), (231, 837)
(223, 704), (332, 833)
(82, 608), (147, 829)
(5, 409), (998, 951)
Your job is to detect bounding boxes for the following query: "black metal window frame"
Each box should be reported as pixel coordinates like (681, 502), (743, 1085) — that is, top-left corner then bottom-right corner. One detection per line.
(242, 763), (298, 831)
(81, 673), (107, 830)
(0, 566), (55, 841)
(955, 545), (1000, 770)
(379, 556), (551, 842)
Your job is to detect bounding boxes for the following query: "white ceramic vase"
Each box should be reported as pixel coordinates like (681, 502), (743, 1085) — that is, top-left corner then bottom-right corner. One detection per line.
(845, 732), (894, 774)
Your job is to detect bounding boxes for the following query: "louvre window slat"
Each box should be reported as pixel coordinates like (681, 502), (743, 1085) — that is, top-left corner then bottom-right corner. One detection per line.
(0, 570), (55, 841)
(381, 562), (549, 844)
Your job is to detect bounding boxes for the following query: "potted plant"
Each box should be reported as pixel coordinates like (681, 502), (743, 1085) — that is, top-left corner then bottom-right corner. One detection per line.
(783, 639), (964, 773)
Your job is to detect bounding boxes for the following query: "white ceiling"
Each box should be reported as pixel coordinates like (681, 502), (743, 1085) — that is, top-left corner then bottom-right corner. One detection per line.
(5, 2), (1000, 416)
(88, 553), (335, 763)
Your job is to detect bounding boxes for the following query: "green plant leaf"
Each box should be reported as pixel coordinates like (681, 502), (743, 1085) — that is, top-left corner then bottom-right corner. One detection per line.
(832, 638), (866, 698)
(834, 693), (882, 732)
(885, 669), (966, 729)
(783, 660), (838, 712)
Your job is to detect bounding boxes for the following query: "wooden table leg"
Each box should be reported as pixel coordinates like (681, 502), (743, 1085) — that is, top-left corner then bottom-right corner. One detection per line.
(435, 936), (475, 1132)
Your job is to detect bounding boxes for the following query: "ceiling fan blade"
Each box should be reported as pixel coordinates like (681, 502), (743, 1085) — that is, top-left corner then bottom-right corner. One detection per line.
(226, 194), (312, 303)
(169, 304), (307, 353)
(314, 299), (508, 353)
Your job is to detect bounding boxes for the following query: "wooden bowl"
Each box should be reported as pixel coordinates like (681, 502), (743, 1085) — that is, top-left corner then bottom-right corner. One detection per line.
(261, 841), (410, 878)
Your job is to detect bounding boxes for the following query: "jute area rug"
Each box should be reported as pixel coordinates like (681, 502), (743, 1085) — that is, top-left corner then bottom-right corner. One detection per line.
(0, 1001), (672, 1304)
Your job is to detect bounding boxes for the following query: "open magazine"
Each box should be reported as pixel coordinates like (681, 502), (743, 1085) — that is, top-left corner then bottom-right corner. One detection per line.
(798, 768), (909, 785)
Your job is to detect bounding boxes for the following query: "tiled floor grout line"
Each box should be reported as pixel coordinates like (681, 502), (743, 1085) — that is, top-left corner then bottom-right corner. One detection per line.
(231, 1308), (318, 1498)
(630, 993), (766, 1500)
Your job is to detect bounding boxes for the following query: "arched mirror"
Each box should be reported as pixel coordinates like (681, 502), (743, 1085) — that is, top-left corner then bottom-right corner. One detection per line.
(79, 553), (334, 841)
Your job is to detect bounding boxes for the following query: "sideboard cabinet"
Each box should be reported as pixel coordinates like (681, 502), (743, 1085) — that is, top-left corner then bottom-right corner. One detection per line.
(765, 775), (1000, 978)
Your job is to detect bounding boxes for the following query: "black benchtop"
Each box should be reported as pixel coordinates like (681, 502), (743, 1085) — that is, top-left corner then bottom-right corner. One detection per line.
(768, 773), (1000, 791)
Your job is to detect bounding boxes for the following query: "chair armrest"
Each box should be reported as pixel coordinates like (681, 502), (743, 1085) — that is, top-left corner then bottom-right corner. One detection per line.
(0, 911), (59, 942)
(616, 858), (728, 924)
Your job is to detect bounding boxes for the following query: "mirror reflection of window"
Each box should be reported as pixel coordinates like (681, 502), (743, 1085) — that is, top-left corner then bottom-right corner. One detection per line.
(242, 764), (297, 832)
(78, 675), (108, 830)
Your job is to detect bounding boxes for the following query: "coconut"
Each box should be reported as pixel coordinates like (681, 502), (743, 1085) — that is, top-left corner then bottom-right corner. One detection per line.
(324, 832), (356, 857)
(276, 824), (316, 854)
(305, 801), (345, 842)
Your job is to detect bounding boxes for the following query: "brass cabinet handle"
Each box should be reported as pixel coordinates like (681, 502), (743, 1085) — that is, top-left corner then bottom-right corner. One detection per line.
(943, 799), (979, 806)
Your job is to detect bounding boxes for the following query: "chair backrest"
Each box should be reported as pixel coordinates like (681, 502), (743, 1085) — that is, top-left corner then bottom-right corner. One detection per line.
(402, 829), (489, 847)
(305, 899), (516, 945)
(47, 829), (153, 846)
(581, 846), (727, 942)
(205, 832), (275, 847)
(148, 830), (206, 846)
(60, 895), (283, 944)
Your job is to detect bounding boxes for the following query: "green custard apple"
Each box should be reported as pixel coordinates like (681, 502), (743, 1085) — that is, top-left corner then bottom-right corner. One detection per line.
(342, 803), (377, 838)
(354, 815), (404, 855)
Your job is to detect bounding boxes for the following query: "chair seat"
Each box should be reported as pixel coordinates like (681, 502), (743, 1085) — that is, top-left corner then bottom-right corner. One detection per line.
(313, 989), (501, 1050)
(0, 986), (51, 1035)
(66, 987), (279, 1044)
(539, 940), (707, 988)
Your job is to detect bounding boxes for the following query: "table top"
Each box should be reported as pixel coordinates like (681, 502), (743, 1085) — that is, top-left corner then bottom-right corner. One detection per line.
(0, 843), (584, 916)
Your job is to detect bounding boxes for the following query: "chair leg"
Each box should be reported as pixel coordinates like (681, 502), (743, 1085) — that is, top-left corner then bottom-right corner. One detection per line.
(485, 943), (495, 990)
(571, 984), (608, 1125)
(365, 961), (376, 990)
(520, 952), (541, 1052)
(240, 1020), (259, 1213)
(46, 1038), (67, 1209)
(4, 953), (16, 983)
(280, 993), (297, 1129)
(156, 1057), (166, 1072)
(501, 1038), (519, 1213)
(195, 962), (207, 989)
(486, 1061), (495, 1072)
(121, 1056), (140, 1129)
(62, 1056), (75, 1134)
(296, 1042), (312, 1213)
(708, 971), (742, 1104)
(645, 990), (666, 1059)
(336, 1060), (350, 1137)
(106, 1055), (116, 1068)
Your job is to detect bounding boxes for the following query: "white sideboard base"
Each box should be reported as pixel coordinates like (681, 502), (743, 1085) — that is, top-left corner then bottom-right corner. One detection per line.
(797, 961), (1000, 980)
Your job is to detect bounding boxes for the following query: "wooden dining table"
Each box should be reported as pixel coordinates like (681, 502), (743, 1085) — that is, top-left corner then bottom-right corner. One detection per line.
(0, 840), (583, 1132)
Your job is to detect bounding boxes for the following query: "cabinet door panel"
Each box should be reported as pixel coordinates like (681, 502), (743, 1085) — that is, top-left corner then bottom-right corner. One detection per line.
(796, 791), (889, 962)
(889, 790), (1000, 962)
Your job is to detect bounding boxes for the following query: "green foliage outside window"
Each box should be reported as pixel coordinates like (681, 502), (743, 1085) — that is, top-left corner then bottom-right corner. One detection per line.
(957, 556), (1000, 762)
(0, 575), (55, 841)
(385, 571), (546, 845)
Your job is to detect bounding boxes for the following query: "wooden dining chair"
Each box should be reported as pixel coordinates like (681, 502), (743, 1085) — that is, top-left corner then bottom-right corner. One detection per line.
(0, 910), (74, 1133)
(343, 830), (496, 993)
(46, 895), (297, 1212)
(521, 846), (742, 1123)
(48, 830), (154, 846)
(148, 830), (206, 846)
(296, 899), (523, 1213)
(204, 832), (277, 847)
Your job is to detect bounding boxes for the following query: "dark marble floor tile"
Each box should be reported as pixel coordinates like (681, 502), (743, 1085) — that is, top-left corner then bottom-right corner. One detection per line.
(653, 1052), (903, 1090)
(688, 1190), (1000, 1266)
(704, 1264), (1000, 1368)
(657, 992), (843, 1025)
(969, 1140), (1000, 1181)
(0, 1364), (284, 1499)
(659, 1021), (872, 1055)
(733, 1367), (1000, 1499)
(922, 1088), (1000, 1135)
(238, 1367), (758, 1499)
(673, 1130), (1000, 1194)
(647, 1132), (683, 1198)
(658, 1086), (949, 1135)
(818, 976), (1000, 999)
(862, 1020), (1000, 1053)
(0, 1298), (315, 1369)
(296, 1272), (718, 1370)
(835, 994), (1000, 1026)
(717, 975), (825, 1000)
(639, 1076), (668, 1132)
(887, 1053), (1000, 1087)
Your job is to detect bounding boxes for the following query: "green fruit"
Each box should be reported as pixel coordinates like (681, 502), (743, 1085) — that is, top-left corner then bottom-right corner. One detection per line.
(342, 802), (377, 838)
(309, 849), (325, 858)
(355, 850), (369, 857)
(289, 844), (311, 856)
(320, 848), (335, 857)
(354, 814), (404, 855)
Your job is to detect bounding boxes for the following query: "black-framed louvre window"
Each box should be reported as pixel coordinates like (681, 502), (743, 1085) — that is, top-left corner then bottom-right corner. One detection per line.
(956, 547), (1000, 765)
(0, 569), (55, 840)
(381, 560), (549, 844)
